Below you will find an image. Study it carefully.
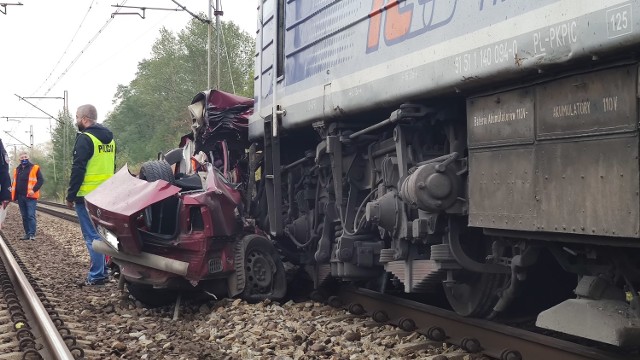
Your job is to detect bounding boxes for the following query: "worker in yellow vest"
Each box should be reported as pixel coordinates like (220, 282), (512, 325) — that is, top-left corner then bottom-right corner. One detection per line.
(66, 104), (115, 287)
(12, 151), (44, 241)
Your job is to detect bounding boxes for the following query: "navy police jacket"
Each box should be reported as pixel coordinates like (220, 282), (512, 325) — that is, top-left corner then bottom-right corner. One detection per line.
(0, 139), (12, 201)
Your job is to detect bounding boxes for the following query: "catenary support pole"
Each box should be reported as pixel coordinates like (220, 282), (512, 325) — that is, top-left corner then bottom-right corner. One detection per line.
(208, 0), (213, 89)
(215, 0), (221, 89)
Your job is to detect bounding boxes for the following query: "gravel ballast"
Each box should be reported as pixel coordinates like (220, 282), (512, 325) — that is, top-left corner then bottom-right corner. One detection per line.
(0, 205), (483, 359)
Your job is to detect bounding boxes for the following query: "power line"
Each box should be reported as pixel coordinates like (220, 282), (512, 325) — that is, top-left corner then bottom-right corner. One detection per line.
(14, 94), (63, 126)
(109, 4), (183, 19)
(0, 116), (50, 120)
(78, 12), (173, 78)
(0, 2), (22, 15)
(3, 131), (30, 148)
(169, 0), (209, 24)
(31, 0), (96, 96)
(44, 0), (129, 96)
(220, 19), (236, 93)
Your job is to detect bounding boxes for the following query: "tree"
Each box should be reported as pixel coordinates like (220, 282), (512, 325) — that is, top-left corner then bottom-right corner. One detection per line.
(105, 18), (255, 166)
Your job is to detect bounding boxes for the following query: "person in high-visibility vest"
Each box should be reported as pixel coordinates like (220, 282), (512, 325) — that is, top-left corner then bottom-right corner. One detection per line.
(12, 151), (43, 241)
(66, 104), (115, 287)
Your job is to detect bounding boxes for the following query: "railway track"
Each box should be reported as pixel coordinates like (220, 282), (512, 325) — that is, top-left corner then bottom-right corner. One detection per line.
(34, 199), (639, 359)
(37, 201), (77, 223)
(330, 287), (635, 360)
(0, 231), (82, 359)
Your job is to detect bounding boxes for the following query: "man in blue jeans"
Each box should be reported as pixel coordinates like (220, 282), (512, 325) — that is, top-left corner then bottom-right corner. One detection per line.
(12, 152), (44, 241)
(66, 105), (116, 287)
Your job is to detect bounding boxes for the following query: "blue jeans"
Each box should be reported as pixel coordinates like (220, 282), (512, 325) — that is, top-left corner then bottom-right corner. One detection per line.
(75, 203), (108, 282)
(17, 195), (37, 237)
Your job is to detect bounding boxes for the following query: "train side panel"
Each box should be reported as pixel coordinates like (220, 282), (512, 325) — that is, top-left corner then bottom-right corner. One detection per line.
(251, 0), (640, 139)
(468, 65), (640, 238)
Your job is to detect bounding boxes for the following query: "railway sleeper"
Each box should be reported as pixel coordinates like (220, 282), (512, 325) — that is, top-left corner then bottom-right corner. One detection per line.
(331, 287), (628, 360)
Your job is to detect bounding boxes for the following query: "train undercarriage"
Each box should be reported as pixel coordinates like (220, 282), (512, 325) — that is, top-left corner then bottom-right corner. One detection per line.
(252, 64), (640, 347)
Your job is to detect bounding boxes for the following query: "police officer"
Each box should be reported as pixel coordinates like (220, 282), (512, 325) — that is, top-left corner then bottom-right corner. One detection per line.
(0, 139), (11, 210)
(66, 104), (116, 287)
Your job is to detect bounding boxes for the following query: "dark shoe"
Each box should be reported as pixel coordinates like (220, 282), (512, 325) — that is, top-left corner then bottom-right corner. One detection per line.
(79, 279), (106, 287)
(19, 235), (29, 240)
(28, 236), (35, 241)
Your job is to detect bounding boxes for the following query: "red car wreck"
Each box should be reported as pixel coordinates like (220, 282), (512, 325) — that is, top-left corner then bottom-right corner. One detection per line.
(85, 90), (286, 306)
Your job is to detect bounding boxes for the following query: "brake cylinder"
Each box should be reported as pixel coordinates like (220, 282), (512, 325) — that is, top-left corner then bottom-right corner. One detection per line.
(399, 161), (461, 212)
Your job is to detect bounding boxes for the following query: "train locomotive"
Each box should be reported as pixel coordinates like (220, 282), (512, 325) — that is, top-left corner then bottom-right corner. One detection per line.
(249, 0), (640, 347)
(87, 0), (640, 348)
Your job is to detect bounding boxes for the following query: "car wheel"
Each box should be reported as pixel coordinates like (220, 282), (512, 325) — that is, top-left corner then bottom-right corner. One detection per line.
(240, 235), (287, 303)
(139, 160), (175, 183)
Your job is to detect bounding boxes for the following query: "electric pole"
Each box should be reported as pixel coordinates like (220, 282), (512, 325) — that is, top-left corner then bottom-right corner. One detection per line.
(112, 2), (215, 87)
(0, 2), (22, 15)
(15, 92), (68, 188)
(208, 0), (212, 89)
(215, 0), (221, 89)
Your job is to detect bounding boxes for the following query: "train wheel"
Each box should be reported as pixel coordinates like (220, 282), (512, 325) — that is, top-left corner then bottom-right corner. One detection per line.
(241, 235), (287, 302)
(442, 229), (509, 318)
(443, 270), (506, 317)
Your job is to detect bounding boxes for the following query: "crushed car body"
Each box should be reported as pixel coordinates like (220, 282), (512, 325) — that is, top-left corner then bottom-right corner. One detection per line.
(85, 90), (286, 305)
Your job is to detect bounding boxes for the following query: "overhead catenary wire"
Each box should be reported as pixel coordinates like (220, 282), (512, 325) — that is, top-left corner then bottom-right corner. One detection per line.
(44, 0), (129, 96)
(170, 0), (215, 89)
(206, 0), (239, 92)
(0, 2), (22, 15)
(109, 4), (183, 19)
(169, 0), (209, 24)
(31, 0), (96, 96)
(219, 18), (236, 93)
(13, 94), (63, 126)
(77, 11), (173, 78)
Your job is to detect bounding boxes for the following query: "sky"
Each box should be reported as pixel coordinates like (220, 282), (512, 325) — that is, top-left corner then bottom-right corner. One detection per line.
(0, 0), (256, 151)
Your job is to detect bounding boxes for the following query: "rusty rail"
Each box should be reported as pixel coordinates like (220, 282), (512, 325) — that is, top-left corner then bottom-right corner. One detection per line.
(37, 201), (78, 223)
(0, 232), (77, 359)
(334, 287), (634, 360)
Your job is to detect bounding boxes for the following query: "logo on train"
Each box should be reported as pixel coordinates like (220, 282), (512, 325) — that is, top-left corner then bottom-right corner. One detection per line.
(366, 0), (507, 52)
(366, 0), (457, 52)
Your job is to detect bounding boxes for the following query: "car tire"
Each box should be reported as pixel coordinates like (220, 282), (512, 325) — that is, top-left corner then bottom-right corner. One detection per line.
(240, 235), (287, 303)
(139, 160), (175, 184)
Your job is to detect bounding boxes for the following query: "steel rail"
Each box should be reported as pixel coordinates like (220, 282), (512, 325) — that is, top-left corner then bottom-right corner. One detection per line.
(37, 202), (78, 223)
(0, 233), (74, 359)
(38, 200), (69, 209)
(336, 287), (634, 360)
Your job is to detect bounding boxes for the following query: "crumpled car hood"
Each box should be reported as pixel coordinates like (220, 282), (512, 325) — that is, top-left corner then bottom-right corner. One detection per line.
(85, 164), (180, 217)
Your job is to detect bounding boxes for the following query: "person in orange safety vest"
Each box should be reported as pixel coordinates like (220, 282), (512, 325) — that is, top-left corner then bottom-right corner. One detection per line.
(12, 151), (44, 241)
